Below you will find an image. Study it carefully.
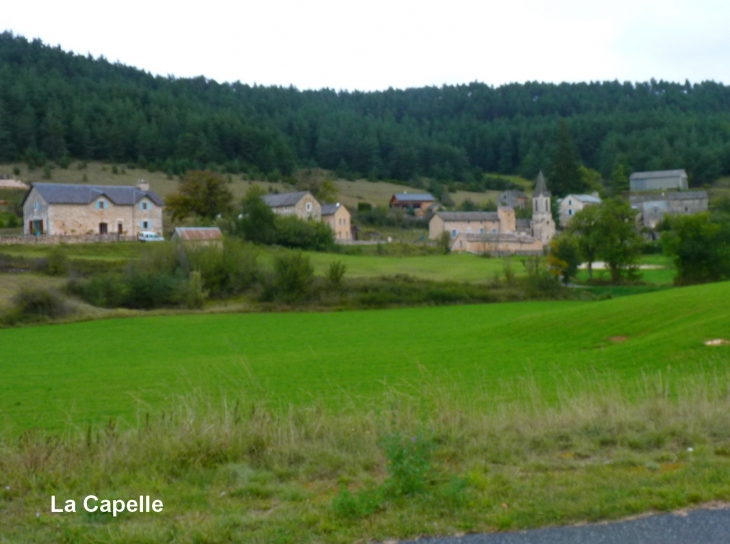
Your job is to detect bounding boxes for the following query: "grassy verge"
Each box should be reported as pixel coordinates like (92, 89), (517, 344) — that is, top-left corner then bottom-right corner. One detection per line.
(1, 376), (730, 543)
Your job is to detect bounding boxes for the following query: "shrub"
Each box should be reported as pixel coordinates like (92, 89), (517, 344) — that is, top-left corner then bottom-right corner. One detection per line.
(179, 270), (208, 309)
(274, 215), (334, 251)
(269, 253), (314, 302)
(187, 239), (259, 297)
(438, 232), (451, 254)
(326, 261), (346, 290)
(68, 274), (126, 308)
(380, 431), (434, 497)
(3, 286), (73, 324)
(45, 246), (69, 276)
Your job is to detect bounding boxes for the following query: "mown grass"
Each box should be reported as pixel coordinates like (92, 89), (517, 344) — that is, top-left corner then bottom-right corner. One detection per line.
(1, 376), (730, 543)
(1, 281), (728, 431)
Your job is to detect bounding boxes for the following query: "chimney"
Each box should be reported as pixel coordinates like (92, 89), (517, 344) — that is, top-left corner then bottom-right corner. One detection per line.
(137, 179), (150, 192)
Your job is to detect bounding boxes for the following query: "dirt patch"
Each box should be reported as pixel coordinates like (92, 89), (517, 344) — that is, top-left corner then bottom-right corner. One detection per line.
(608, 336), (628, 343)
(704, 338), (729, 346)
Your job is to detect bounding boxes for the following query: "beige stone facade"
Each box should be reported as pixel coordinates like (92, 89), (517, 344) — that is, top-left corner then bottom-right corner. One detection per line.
(23, 182), (164, 237)
(321, 203), (352, 240)
(262, 191), (321, 221)
(429, 171), (555, 254)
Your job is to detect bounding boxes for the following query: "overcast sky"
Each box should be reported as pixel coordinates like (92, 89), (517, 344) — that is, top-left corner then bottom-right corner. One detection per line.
(4, 0), (729, 91)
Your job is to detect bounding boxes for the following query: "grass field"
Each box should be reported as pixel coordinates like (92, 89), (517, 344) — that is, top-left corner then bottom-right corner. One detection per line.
(1, 281), (728, 431)
(1, 161), (500, 209)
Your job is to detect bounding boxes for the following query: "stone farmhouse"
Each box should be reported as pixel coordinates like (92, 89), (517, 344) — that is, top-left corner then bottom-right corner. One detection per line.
(23, 181), (164, 237)
(262, 191), (321, 221)
(497, 190), (528, 209)
(630, 191), (708, 229)
(389, 192), (437, 217)
(321, 203), (352, 241)
(430, 171), (555, 254)
(630, 169), (688, 192)
(558, 193), (601, 227)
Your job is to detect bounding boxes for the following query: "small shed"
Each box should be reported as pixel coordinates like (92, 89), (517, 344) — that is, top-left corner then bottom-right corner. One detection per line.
(171, 227), (223, 244)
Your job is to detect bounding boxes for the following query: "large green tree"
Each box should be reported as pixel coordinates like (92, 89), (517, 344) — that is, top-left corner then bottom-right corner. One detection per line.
(661, 213), (730, 285)
(547, 121), (587, 197)
(593, 199), (644, 283)
(567, 205), (601, 280)
(166, 170), (233, 221)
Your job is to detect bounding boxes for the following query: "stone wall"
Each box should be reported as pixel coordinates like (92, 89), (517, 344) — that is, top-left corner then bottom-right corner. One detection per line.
(0, 234), (135, 245)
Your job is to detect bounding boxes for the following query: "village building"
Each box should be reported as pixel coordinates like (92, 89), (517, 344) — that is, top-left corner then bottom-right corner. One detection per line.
(629, 169), (688, 192)
(170, 227), (223, 245)
(22, 181), (163, 237)
(321, 202), (352, 240)
(429, 171), (555, 254)
(559, 193), (602, 227)
(262, 191), (321, 221)
(497, 190), (528, 209)
(389, 192), (437, 217)
(630, 191), (708, 229)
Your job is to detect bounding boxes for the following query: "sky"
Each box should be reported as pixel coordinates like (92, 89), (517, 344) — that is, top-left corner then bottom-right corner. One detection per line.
(4, 0), (730, 91)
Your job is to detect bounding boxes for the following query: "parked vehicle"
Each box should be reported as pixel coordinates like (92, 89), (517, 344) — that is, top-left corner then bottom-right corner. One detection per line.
(138, 231), (164, 242)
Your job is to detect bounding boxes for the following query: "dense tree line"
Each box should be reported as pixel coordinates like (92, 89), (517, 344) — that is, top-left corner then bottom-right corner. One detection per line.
(2, 32), (730, 186)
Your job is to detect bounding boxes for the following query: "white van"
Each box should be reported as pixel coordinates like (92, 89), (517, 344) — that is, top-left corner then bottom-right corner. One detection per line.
(138, 231), (164, 242)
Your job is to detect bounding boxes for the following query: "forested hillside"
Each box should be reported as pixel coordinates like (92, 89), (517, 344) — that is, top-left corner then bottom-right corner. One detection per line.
(1, 31), (729, 188)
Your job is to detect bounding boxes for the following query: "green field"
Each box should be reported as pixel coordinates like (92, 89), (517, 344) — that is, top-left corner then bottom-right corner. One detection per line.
(1, 281), (728, 431)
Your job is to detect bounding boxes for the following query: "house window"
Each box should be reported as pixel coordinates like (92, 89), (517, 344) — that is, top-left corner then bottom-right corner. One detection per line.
(140, 202), (149, 211)
(306, 202), (312, 212)
(451, 229), (458, 238)
(140, 220), (150, 229)
(34, 202), (40, 211)
(568, 199), (573, 205)
(479, 228), (485, 234)
(96, 200), (107, 210)
(569, 209), (574, 216)
(491, 228), (497, 234)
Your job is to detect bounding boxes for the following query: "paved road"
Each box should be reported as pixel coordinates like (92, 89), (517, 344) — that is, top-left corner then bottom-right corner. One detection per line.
(402, 506), (730, 544)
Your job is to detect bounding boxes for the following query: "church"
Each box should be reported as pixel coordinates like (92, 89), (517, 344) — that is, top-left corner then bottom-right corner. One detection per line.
(428, 172), (556, 255)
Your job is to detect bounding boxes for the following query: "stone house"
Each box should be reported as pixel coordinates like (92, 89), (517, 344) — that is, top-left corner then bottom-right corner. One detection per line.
(497, 190), (528, 209)
(429, 171), (555, 254)
(389, 192), (437, 217)
(321, 202), (352, 240)
(630, 191), (708, 228)
(262, 191), (321, 221)
(23, 181), (164, 237)
(559, 193), (601, 227)
(630, 170), (688, 192)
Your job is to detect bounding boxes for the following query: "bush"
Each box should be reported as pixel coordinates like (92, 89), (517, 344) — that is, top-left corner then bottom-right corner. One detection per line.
(3, 286), (73, 324)
(267, 253), (314, 302)
(44, 246), (69, 276)
(187, 239), (259, 297)
(326, 261), (346, 290)
(380, 431), (434, 497)
(274, 215), (334, 251)
(179, 270), (208, 309)
(68, 274), (126, 308)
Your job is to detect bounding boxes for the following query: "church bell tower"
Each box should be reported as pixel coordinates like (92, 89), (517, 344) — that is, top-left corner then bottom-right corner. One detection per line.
(531, 171), (556, 245)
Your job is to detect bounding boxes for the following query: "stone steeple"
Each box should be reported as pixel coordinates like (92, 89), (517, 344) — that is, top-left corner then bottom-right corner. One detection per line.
(531, 171), (556, 245)
(534, 170), (550, 197)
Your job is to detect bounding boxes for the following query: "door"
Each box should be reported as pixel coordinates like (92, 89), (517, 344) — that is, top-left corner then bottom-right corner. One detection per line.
(117, 222), (123, 234)
(99, 223), (108, 234)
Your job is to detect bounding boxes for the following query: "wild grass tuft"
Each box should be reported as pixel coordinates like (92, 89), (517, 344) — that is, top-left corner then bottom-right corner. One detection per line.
(2, 374), (730, 542)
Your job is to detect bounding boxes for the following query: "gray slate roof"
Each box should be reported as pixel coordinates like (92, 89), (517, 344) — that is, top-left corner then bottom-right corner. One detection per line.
(436, 211), (499, 222)
(629, 169), (687, 180)
(391, 193), (435, 202)
(30, 182), (164, 206)
(534, 171), (550, 196)
(321, 203), (341, 216)
(261, 191), (310, 208)
(569, 194), (602, 204)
